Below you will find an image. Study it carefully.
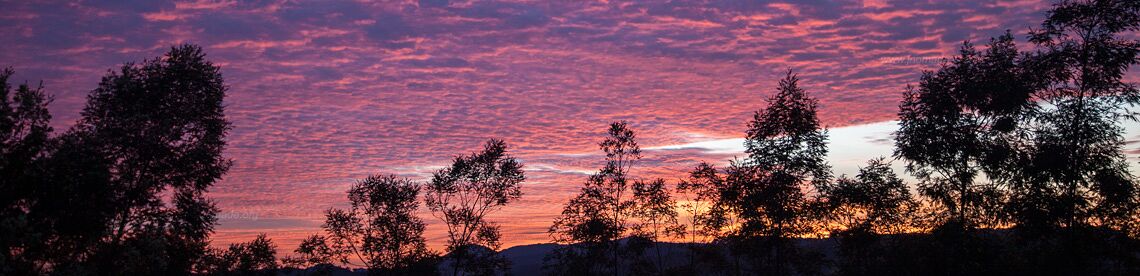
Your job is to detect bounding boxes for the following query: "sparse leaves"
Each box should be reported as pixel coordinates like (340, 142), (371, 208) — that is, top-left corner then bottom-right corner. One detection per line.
(322, 175), (437, 275)
(426, 139), (524, 276)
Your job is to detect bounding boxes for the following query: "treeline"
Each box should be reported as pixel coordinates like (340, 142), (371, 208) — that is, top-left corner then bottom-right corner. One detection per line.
(2, 0), (1139, 275)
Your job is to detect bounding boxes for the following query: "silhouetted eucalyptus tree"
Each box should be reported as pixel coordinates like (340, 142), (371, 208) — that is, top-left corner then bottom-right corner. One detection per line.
(1017, 0), (1140, 235)
(895, 33), (1034, 230)
(323, 175), (437, 275)
(891, 33), (1043, 275)
(548, 121), (677, 275)
(426, 139), (524, 276)
(892, 1), (1140, 272)
(677, 163), (734, 243)
(674, 72), (831, 275)
(676, 161), (746, 274)
(738, 71), (831, 275)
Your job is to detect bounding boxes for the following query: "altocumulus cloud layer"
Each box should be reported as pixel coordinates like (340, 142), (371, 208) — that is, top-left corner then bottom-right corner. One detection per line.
(4, 0), (1138, 251)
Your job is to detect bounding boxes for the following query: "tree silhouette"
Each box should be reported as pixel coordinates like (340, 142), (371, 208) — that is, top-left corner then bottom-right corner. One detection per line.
(891, 32), (1043, 275)
(1017, 0), (1140, 235)
(281, 234), (336, 274)
(73, 44), (232, 274)
(674, 72), (831, 275)
(818, 157), (917, 236)
(0, 67), (61, 274)
(631, 178), (684, 273)
(4, 45), (236, 274)
(892, 1), (1140, 273)
(200, 234), (279, 275)
(816, 158), (918, 275)
(425, 139), (524, 276)
(894, 34), (1032, 230)
(738, 70), (830, 275)
(676, 161), (745, 274)
(548, 121), (670, 275)
(0, 68), (52, 202)
(322, 174), (437, 275)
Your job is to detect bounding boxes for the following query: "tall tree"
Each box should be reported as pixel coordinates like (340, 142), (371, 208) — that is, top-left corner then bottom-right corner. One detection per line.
(0, 67), (52, 209)
(425, 139), (524, 276)
(1018, 0), (1140, 234)
(891, 35), (1041, 275)
(676, 72), (831, 275)
(548, 121), (665, 275)
(323, 175), (437, 275)
(676, 161), (746, 274)
(737, 70), (831, 274)
(0, 67), (59, 274)
(895, 34), (1034, 230)
(71, 44), (232, 274)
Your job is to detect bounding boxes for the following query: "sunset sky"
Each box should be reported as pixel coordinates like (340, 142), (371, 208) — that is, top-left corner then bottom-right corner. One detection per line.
(3, 0), (1139, 254)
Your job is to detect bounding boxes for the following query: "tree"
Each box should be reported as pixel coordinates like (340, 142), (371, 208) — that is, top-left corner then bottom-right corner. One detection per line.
(817, 158), (917, 236)
(891, 33), (1041, 275)
(991, 1), (1140, 274)
(894, 34), (1034, 230)
(425, 139), (524, 276)
(200, 234), (279, 275)
(0, 68), (52, 210)
(673, 72), (832, 275)
(323, 175), (437, 275)
(1017, 0), (1140, 235)
(281, 234), (336, 274)
(630, 178), (684, 273)
(0, 45), (233, 274)
(816, 158), (918, 275)
(0, 67), (58, 274)
(547, 121), (646, 275)
(676, 161), (744, 274)
(737, 70), (831, 274)
(892, 1), (1140, 272)
(65, 44), (232, 274)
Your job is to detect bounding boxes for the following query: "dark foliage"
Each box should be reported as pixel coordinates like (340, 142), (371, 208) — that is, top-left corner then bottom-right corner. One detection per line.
(816, 158), (918, 275)
(74, 44), (232, 275)
(323, 175), (438, 275)
(739, 71), (831, 275)
(0, 44), (233, 275)
(547, 121), (683, 275)
(1016, 0), (1140, 235)
(894, 33), (1030, 230)
(426, 139), (524, 276)
(0, 67), (60, 275)
(281, 234), (337, 275)
(201, 234), (280, 275)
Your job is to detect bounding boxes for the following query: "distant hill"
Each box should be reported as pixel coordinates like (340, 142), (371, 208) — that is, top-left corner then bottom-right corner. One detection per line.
(281, 238), (842, 275)
(497, 238), (839, 275)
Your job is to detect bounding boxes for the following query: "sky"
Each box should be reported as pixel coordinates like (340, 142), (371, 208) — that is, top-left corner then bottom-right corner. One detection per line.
(3, 0), (1139, 254)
